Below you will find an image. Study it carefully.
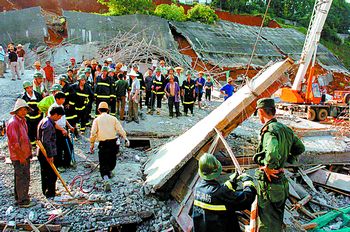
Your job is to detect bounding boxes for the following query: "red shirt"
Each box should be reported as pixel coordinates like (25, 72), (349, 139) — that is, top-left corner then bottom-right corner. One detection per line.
(6, 115), (32, 161)
(43, 65), (55, 82)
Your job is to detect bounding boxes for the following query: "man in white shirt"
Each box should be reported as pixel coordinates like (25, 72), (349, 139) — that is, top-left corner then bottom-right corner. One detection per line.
(127, 70), (140, 124)
(48, 92), (75, 170)
(90, 102), (129, 192)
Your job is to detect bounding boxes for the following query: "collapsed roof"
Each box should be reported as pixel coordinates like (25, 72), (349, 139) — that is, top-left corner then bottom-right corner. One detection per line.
(170, 20), (349, 74)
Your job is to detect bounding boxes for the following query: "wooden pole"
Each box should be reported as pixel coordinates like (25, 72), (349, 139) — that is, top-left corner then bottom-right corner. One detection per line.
(36, 140), (73, 197)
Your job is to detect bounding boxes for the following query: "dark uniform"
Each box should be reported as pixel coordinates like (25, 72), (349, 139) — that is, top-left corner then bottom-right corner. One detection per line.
(22, 90), (43, 146)
(254, 115), (305, 231)
(109, 73), (117, 116)
(151, 74), (166, 112)
(192, 178), (256, 232)
(61, 83), (77, 128)
(182, 78), (196, 115)
(95, 75), (114, 115)
(72, 83), (94, 133)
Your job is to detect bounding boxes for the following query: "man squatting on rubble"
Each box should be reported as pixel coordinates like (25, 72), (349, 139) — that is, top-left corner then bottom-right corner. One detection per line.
(90, 102), (130, 192)
(7, 99), (36, 207)
(254, 98), (305, 231)
(192, 153), (256, 232)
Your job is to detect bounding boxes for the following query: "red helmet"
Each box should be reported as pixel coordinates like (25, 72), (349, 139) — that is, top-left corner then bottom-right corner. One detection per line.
(70, 57), (75, 61)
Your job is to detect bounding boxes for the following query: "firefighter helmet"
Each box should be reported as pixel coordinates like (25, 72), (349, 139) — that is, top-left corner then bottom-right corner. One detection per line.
(23, 81), (33, 89)
(198, 153), (222, 181)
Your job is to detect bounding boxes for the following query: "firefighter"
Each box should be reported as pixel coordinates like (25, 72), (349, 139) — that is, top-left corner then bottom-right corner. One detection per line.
(21, 80), (43, 147)
(192, 153), (256, 232)
(150, 67), (165, 115)
(84, 67), (94, 125)
(32, 72), (48, 98)
(253, 98), (305, 232)
(72, 74), (94, 134)
(132, 64), (145, 109)
(108, 68), (117, 116)
(95, 66), (114, 115)
(182, 71), (196, 116)
(59, 74), (77, 131)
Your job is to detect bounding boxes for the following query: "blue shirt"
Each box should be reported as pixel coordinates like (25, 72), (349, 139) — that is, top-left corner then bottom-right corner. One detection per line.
(195, 77), (206, 94)
(220, 84), (234, 101)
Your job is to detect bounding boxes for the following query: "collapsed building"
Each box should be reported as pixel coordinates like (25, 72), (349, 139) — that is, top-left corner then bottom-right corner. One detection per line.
(0, 6), (349, 232)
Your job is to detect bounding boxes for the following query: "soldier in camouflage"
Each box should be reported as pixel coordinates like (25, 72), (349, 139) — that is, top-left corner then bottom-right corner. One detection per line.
(253, 98), (305, 232)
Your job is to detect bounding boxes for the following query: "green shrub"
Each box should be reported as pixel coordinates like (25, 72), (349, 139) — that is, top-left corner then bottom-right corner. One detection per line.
(154, 4), (186, 21)
(98, 0), (155, 16)
(187, 4), (218, 24)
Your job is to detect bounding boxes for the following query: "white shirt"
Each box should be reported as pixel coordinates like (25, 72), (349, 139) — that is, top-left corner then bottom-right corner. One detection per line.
(48, 102), (66, 128)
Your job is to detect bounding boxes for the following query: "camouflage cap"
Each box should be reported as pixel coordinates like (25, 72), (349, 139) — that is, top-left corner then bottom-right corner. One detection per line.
(185, 70), (192, 76)
(155, 67), (161, 72)
(58, 74), (68, 82)
(101, 66), (109, 72)
(256, 98), (275, 109)
(77, 74), (87, 81)
(84, 67), (91, 73)
(23, 80), (33, 89)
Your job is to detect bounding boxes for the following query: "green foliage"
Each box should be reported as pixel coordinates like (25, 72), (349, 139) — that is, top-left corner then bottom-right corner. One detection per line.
(322, 38), (350, 69)
(97, 0), (155, 16)
(154, 4), (186, 21)
(187, 4), (218, 24)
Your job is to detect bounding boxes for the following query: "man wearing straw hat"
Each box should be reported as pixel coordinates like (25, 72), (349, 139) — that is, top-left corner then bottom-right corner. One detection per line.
(220, 77), (235, 101)
(127, 70), (140, 123)
(6, 99), (35, 207)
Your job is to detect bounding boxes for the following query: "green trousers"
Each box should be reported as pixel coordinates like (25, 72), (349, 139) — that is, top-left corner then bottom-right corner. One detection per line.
(257, 177), (289, 232)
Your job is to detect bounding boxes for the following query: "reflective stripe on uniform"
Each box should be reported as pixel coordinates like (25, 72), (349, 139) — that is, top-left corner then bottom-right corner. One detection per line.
(30, 141), (36, 145)
(66, 115), (77, 120)
(80, 127), (86, 131)
(75, 106), (86, 111)
(77, 92), (89, 98)
(194, 200), (227, 211)
(183, 101), (194, 104)
(26, 114), (42, 120)
(224, 181), (236, 192)
(243, 180), (255, 188)
(97, 82), (110, 87)
(154, 81), (163, 85)
(110, 95), (116, 98)
(69, 101), (75, 105)
(65, 92), (69, 96)
(27, 102), (38, 105)
(151, 91), (164, 94)
(96, 95), (110, 98)
(184, 85), (195, 90)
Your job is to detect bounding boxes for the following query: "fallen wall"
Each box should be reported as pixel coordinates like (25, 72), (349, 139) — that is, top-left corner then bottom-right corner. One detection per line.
(0, 7), (47, 46)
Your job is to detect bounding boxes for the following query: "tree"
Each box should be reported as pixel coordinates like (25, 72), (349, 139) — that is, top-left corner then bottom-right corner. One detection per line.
(98, 0), (155, 16)
(154, 4), (186, 21)
(187, 4), (218, 24)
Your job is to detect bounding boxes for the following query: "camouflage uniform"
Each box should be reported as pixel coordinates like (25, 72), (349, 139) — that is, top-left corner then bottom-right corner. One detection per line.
(254, 118), (305, 231)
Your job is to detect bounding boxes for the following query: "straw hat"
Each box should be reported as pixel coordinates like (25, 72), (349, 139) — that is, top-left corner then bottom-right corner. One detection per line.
(98, 102), (109, 110)
(227, 77), (234, 83)
(198, 71), (205, 75)
(33, 61), (41, 67)
(159, 60), (165, 64)
(174, 67), (184, 71)
(91, 59), (98, 65)
(10, 99), (32, 115)
(17, 44), (23, 47)
(127, 70), (139, 77)
(106, 58), (113, 62)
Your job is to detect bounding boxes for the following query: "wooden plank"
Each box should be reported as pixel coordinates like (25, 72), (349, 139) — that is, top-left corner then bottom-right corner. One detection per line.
(144, 59), (293, 190)
(0, 222), (62, 232)
(308, 169), (350, 192)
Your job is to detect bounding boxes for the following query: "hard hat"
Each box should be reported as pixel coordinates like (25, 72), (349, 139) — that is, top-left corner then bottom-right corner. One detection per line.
(108, 68), (115, 73)
(23, 80), (33, 89)
(155, 67), (161, 72)
(33, 61), (41, 67)
(84, 67), (91, 73)
(50, 84), (62, 92)
(101, 66), (109, 72)
(77, 74), (87, 81)
(106, 58), (113, 62)
(70, 57), (75, 61)
(185, 70), (192, 76)
(198, 153), (222, 181)
(58, 74), (68, 82)
(77, 68), (85, 76)
(98, 101), (109, 110)
(33, 72), (43, 79)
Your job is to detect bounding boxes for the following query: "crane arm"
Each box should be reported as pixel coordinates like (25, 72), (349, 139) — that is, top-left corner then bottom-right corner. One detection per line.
(292, 0), (333, 91)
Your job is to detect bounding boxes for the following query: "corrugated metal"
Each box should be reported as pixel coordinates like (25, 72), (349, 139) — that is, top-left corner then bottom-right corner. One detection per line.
(171, 20), (349, 74)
